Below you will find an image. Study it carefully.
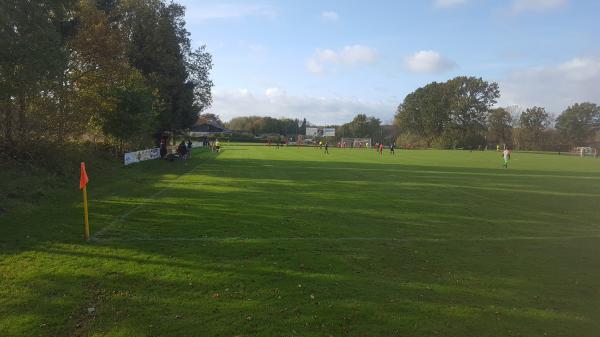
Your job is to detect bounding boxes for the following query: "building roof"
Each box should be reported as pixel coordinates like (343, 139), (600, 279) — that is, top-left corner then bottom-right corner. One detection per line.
(190, 121), (233, 134)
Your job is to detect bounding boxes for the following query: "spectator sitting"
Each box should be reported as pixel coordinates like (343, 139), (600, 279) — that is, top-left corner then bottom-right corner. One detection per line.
(177, 141), (188, 160)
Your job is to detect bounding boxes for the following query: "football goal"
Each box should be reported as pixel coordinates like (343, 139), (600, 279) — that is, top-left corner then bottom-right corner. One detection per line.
(575, 147), (598, 157)
(340, 138), (373, 148)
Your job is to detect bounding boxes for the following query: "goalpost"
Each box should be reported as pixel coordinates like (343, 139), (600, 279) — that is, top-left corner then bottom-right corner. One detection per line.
(340, 138), (373, 148)
(575, 147), (598, 157)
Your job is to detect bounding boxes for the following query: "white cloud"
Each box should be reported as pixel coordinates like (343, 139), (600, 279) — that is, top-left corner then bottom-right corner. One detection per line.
(206, 88), (395, 125)
(306, 45), (378, 75)
(265, 87), (286, 98)
(320, 11), (339, 21)
(498, 57), (600, 113)
(184, 3), (277, 21)
(434, 0), (467, 8)
(405, 50), (456, 74)
(306, 58), (325, 75)
(511, 0), (568, 13)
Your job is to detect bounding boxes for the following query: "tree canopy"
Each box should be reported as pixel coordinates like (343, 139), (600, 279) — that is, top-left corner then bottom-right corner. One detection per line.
(394, 76), (499, 148)
(555, 103), (600, 147)
(226, 116), (307, 136)
(0, 0), (213, 154)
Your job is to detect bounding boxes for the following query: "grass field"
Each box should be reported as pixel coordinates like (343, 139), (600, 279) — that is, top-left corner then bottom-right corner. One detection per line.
(1, 144), (600, 337)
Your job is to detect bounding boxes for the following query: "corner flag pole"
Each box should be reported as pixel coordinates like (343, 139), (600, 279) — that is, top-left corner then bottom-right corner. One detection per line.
(80, 162), (90, 240)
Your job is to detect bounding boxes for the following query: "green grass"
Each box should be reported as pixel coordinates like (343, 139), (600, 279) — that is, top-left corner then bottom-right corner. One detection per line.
(1, 145), (600, 337)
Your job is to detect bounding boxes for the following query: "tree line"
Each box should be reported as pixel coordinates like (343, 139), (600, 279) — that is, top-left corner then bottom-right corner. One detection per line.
(1, 0), (212, 156)
(394, 76), (599, 150)
(225, 116), (308, 137)
(223, 114), (390, 143)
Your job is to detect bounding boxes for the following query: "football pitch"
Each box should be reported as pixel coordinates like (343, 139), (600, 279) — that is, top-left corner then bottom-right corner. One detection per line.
(1, 145), (600, 336)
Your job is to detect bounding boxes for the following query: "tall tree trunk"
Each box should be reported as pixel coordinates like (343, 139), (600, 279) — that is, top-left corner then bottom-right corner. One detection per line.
(2, 100), (14, 145)
(17, 95), (26, 141)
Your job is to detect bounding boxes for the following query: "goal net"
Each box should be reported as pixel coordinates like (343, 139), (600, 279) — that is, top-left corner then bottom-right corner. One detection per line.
(340, 138), (373, 148)
(575, 147), (597, 157)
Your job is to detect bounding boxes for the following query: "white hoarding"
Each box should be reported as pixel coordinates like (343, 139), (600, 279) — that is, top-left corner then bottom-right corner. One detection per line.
(306, 127), (319, 137)
(323, 128), (336, 137)
(124, 148), (161, 166)
(306, 127), (335, 137)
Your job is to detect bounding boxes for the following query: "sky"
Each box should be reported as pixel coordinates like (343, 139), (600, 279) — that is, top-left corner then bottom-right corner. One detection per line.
(179, 0), (600, 125)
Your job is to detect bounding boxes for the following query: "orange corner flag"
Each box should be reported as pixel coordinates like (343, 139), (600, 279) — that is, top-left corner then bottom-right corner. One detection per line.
(80, 162), (89, 190)
(80, 162), (90, 240)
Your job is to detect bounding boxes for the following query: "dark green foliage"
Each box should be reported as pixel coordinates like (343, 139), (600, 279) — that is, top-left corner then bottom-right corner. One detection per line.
(101, 74), (157, 147)
(395, 82), (449, 147)
(227, 116), (307, 136)
(187, 45), (213, 112)
(0, 0), (75, 144)
(487, 108), (513, 146)
(119, 0), (211, 132)
(394, 77), (499, 148)
(446, 76), (499, 147)
(0, 0), (213, 158)
(555, 102), (600, 147)
(337, 114), (383, 142)
(517, 106), (552, 150)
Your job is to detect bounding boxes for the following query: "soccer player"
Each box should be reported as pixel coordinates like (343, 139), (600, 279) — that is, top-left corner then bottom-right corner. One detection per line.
(186, 140), (192, 159)
(324, 142), (329, 154)
(503, 148), (510, 168)
(379, 143), (384, 155)
(390, 143), (395, 155)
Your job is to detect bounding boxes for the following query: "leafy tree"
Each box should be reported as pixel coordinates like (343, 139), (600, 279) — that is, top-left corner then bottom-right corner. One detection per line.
(226, 116), (308, 137)
(118, 0), (210, 132)
(94, 0), (118, 12)
(100, 72), (158, 150)
(59, 0), (133, 141)
(337, 114), (382, 141)
(445, 76), (499, 148)
(394, 82), (449, 147)
(0, 0), (76, 145)
(1, 0), (213, 161)
(555, 102), (600, 146)
(186, 45), (213, 112)
(518, 106), (551, 150)
(395, 76), (499, 148)
(487, 108), (513, 146)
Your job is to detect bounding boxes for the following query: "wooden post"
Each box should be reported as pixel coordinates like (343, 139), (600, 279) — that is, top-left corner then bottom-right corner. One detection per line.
(83, 185), (90, 240)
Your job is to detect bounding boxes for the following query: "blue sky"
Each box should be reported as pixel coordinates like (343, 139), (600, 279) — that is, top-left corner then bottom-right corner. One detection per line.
(179, 0), (600, 124)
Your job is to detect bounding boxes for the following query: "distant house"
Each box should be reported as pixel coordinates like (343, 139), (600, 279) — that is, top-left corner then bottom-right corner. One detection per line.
(189, 121), (233, 137)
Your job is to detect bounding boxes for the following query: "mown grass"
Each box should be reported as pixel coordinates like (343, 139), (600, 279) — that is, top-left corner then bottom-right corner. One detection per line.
(1, 145), (599, 337)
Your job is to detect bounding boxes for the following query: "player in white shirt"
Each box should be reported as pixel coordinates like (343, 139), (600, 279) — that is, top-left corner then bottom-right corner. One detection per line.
(503, 149), (511, 168)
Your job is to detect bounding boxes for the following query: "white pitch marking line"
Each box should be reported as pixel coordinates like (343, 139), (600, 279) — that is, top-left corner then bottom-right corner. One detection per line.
(91, 157), (214, 241)
(94, 235), (600, 243)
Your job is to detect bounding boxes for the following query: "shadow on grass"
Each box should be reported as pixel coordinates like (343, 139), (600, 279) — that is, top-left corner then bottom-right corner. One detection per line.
(2, 238), (598, 337)
(91, 157), (600, 242)
(0, 149), (220, 256)
(2, 150), (600, 336)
